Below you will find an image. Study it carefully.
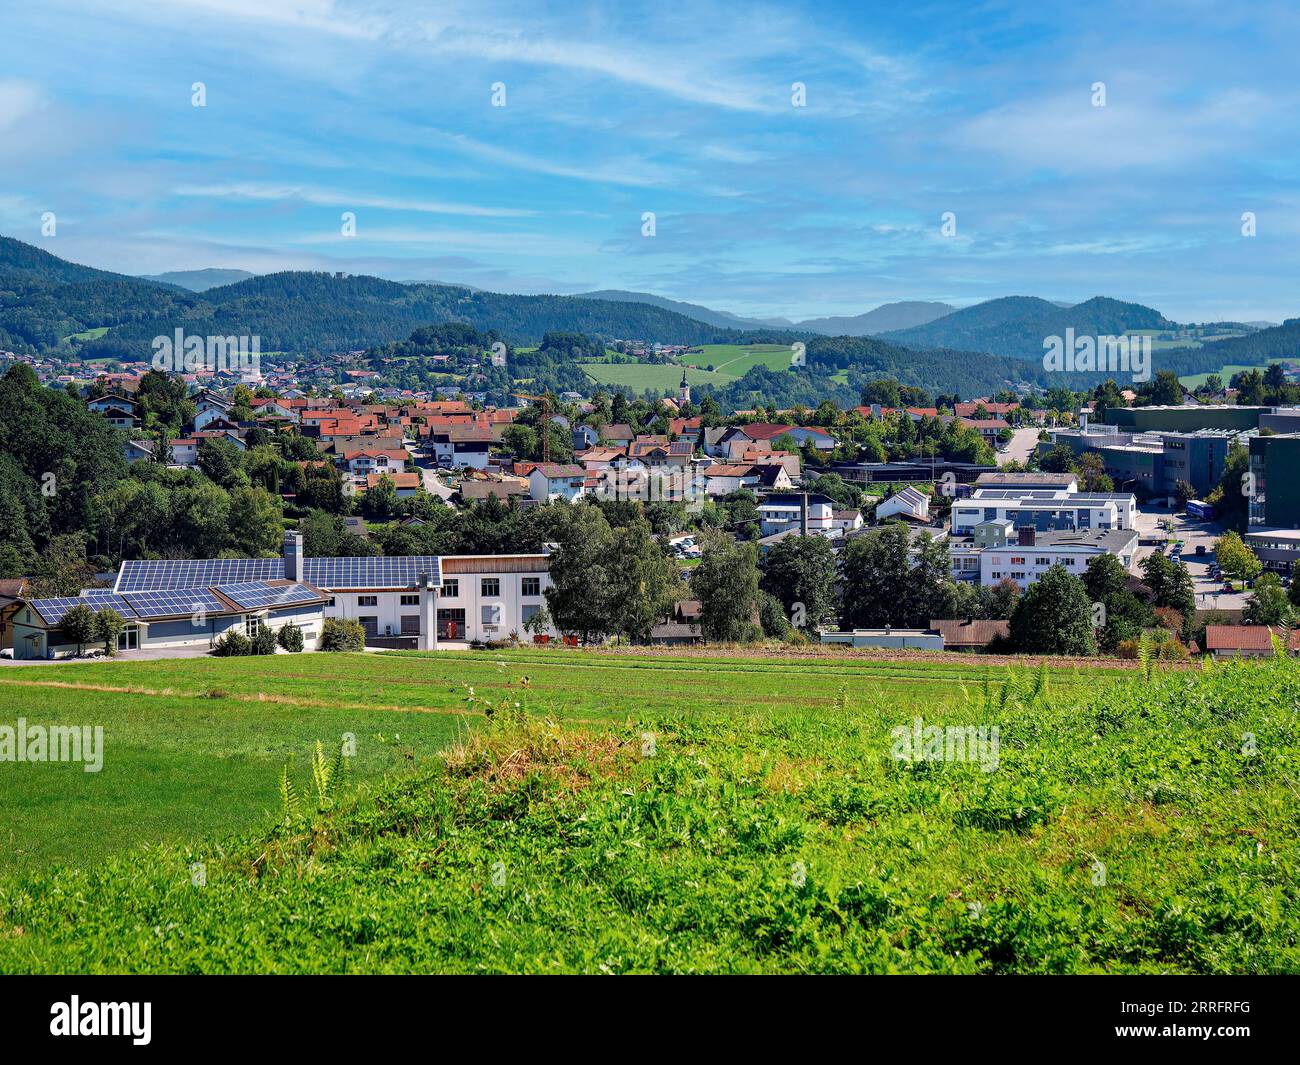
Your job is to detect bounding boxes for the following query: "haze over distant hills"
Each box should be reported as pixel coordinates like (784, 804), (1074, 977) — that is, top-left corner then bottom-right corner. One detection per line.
(796, 301), (955, 336)
(5, 235), (1298, 404)
(579, 289), (953, 336)
(577, 290), (794, 331)
(138, 268), (257, 291)
(880, 296), (1179, 359)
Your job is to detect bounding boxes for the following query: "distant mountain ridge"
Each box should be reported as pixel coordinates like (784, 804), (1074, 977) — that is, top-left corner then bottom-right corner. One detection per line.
(797, 300), (955, 336)
(0, 237), (786, 357)
(577, 289), (790, 331)
(138, 268), (256, 291)
(881, 295), (1178, 358)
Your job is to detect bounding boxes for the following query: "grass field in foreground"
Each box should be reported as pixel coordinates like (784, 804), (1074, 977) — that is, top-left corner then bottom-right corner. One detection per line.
(2, 649), (1296, 973)
(0, 650), (1121, 874)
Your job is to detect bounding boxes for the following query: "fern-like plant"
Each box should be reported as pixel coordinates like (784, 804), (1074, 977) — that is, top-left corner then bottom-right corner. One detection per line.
(279, 760), (301, 827)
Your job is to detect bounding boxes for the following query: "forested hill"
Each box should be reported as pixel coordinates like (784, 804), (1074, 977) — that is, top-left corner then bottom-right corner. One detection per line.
(0, 237), (790, 358)
(881, 295), (1177, 357)
(1182, 318), (1300, 364)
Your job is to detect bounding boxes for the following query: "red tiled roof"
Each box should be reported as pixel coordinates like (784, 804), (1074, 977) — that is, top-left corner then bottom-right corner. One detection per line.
(1204, 625), (1300, 651)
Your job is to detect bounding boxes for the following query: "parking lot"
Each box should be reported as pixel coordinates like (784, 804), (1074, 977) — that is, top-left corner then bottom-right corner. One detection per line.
(1133, 505), (1248, 612)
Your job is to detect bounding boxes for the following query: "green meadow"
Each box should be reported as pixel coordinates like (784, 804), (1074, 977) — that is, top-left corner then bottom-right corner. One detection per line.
(580, 343), (795, 392)
(0, 649), (1296, 973)
(1178, 360), (1289, 389)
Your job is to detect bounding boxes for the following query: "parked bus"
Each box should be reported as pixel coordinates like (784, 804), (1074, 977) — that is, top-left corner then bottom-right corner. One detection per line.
(1187, 499), (1216, 521)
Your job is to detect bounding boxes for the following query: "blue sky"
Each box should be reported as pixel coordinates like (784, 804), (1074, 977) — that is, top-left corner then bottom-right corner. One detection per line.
(2, 0), (1298, 322)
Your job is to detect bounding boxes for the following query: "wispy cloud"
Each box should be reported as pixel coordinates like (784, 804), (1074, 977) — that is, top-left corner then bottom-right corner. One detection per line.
(172, 182), (535, 218)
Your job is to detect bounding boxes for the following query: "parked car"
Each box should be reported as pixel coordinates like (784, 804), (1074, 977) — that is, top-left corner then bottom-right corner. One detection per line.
(1195, 544), (1207, 556)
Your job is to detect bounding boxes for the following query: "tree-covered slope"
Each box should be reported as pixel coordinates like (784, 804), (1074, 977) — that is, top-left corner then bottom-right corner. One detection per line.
(882, 296), (1177, 358)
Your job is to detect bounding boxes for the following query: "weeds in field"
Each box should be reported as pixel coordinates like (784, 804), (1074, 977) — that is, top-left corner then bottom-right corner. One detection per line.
(2, 654), (1298, 973)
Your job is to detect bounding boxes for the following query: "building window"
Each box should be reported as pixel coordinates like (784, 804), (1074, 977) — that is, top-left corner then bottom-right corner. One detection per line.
(441, 579), (459, 598)
(482, 603), (502, 626)
(399, 594), (420, 606)
(358, 595), (378, 606)
(244, 615), (262, 638)
(481, 578), (500, 597)
(522, 604), (541, 624)
(521, 577), (541, 597)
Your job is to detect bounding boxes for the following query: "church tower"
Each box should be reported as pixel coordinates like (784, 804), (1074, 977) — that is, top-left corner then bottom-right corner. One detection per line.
(678, 368), (691, 406)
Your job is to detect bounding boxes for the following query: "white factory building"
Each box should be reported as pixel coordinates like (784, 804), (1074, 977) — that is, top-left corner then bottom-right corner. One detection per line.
(949, 525), (1139, 589)
(950, 485), (1136, 536)
(13, 535), (555, 659)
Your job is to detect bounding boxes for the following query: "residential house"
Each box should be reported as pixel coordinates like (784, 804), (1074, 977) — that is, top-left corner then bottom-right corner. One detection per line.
(87, 393), (140, 429)
(528, 464), (587, 502)
(875, 486), (931, 523)
(758, 493), (835, 537)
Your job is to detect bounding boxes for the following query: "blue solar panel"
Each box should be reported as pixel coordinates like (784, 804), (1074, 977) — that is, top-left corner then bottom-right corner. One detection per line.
(116, 558), (283, 591)
(123, 589), (228, 620)
(214, 582), (322, 610)
(303, 556), (439, 589)
(34, 594), (136, 625)
(116, 555), (440, 592)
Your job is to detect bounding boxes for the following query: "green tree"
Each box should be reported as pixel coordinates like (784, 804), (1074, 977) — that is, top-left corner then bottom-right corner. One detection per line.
(227, 486), (284, 556)
(1215, 530), (1262, 583)
(1243, 572), (1291, 626)
(604, 517), (676, 643)
(1009, 565), (1097, 655)
(197, 436), (249, 489)
(543, 504), (615, 644)
(60, 603), (98, 655)
(94, 608), (126, 657)
(363, 474), (400, 521)
(691, 532), (761, 643)
(761, 535), (836, 633)
(1083, 553), (1152, 651)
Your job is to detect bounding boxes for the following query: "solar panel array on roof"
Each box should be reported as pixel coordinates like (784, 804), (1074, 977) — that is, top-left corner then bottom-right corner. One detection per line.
(116, 558), (283, 591)
(33, 594), (134, 625)
(215, 582), (322, 610)
(125, 589), (227, 619)
(116, 556), (440, 592)
(303, 556), (439, 589)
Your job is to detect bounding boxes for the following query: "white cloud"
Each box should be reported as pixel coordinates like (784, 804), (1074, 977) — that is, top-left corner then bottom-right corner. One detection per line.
(172, 182), (534, 218)
(0, 80), (44, 132)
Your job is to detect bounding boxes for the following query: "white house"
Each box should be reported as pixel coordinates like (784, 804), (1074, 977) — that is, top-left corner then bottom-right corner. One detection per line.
(528, 464), (586, 502)
(429, 428), (492, 470)
(343, 449), (410, 478)
(758, 493), (835, 537)
(875, 486), (930, 523)
(87, 394), (139, 429)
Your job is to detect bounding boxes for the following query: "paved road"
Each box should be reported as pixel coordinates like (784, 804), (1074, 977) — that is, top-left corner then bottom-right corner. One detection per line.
(418, 464), (458, 504)
(999, 427), (1041, 467)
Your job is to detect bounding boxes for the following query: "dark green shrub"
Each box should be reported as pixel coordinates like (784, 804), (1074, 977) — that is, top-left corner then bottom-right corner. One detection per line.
(276, 624), (305, 652)
(212, 629), (251, 657)
(251, 626), (278, 656)
(321, 618), (365, 652)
